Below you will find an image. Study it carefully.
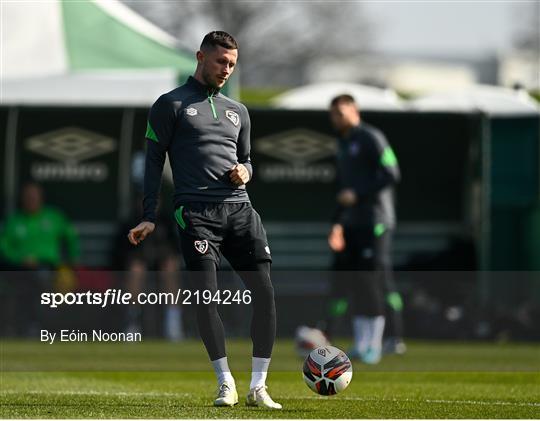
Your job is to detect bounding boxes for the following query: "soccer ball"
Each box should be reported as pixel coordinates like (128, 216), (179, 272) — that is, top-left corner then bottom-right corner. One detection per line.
(303, 345), (353, 395)
(295, 325), (330, 358)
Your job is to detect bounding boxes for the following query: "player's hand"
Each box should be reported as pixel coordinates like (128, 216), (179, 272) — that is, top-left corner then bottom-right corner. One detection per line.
(337, 189), (357, 207)
(328, 224), (346, 252)
(127, 221), (155, 245)
(229, 164), (250, 186)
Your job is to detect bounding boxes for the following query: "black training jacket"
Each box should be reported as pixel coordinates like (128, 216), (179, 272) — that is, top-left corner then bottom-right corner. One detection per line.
(334, 123), (400, 229)
(143, 76), (252, 222)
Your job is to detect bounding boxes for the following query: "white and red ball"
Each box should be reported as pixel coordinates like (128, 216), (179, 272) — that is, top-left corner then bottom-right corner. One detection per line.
(302, 345), (353, 395)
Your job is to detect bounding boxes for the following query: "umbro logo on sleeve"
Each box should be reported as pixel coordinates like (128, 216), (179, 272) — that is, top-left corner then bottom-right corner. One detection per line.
(186, 107), (198, 116)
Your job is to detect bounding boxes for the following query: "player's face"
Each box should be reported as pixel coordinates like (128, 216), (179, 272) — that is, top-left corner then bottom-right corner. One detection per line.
(22, 184), (43, 213)
(329, 103), (360, 134)
(200, 46), (238, 89)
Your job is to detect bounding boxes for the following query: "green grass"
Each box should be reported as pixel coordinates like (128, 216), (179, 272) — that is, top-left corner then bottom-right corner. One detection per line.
(239, 87), (287, 107)
(1, 339), (539, 418)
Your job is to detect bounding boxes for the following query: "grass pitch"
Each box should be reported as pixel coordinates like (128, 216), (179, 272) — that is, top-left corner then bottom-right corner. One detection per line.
(1, 339), (539, 418)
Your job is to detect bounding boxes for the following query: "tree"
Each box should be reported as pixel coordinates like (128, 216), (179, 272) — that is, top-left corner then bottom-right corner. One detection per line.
(123, 1), (374, 86)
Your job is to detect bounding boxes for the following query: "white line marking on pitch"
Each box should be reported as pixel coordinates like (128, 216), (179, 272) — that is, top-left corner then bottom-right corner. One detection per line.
(3, 390), (539, 408)
(1, 390), (191, 398)
(301, 396), (540, 407)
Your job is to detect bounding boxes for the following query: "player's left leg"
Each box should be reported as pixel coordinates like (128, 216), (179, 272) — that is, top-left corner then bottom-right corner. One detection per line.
(375, 229), (406, 355)
(346, 226), (385, 364)
(321, 251), (350, 340)
(223, 203), (281, 409)
(236, 262), (281, 409)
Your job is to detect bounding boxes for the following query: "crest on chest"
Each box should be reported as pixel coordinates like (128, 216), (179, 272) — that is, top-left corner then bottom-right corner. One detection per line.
(225, 110), (240, 126)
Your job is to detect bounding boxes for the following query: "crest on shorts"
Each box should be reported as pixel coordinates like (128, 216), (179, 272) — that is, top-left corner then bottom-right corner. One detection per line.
(194, 240), (209, 254)
(225, 110), (239, 126)
(186, 107), (198, 116)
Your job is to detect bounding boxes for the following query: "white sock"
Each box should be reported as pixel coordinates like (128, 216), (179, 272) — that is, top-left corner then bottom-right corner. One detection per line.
(211, 357), (235, 386)
(369, 316), (386, 352)
(250, 357), (271, 390)
(353, 316), (371, 353)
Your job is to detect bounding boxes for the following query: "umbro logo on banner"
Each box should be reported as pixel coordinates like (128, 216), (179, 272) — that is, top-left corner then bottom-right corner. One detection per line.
(24, 127), (116, 182)
(225, 110), (239, 126)
(194, 240), (209, 254)
(26, 127), (116, 163)
(254, 129), (336, 165)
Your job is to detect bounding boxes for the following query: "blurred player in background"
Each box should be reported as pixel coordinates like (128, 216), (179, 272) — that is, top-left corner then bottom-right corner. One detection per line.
(0, 182), (79, 334)
(327, 94), (404, 364)
(114, 196), (183, 341)
(127, 31), (280, 409)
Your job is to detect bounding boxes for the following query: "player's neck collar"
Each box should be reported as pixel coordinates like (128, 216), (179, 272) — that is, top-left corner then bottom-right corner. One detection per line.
(187, 76), (221, 96)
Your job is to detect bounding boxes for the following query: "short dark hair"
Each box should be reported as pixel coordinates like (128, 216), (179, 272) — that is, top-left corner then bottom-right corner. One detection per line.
(200, 31), (238, 51)
(330, 94), (356, 108)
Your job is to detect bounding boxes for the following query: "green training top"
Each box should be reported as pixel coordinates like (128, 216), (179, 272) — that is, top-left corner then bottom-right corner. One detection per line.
(0, 206), (80, 267)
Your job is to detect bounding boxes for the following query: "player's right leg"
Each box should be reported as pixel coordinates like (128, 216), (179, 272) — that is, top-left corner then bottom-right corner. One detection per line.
(176, 204), (237, 406)
(185, 256), (239, 406)
(159, 255), (184, 341)
(125, 258), (146, 335)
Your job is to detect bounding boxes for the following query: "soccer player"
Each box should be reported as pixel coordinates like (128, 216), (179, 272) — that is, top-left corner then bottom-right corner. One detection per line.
(327, 94), (402, 364)
(127, 31), (281, 409)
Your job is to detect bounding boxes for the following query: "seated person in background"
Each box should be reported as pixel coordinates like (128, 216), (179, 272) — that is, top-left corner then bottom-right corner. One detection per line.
(0, 182), (79, 269)
(0, 182), (80, 335)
